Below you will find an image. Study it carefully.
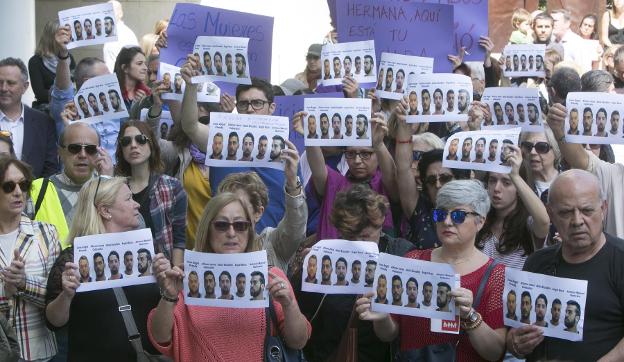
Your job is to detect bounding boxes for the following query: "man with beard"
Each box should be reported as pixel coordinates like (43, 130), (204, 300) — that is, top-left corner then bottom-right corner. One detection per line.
(375, 274), (388, 304)
(446, 138), (459, 161)
(527, 103), (539, 125)
(535, 55), (544, 71)
(550, 298), (562, 327)
(488, 139), (498, 162)
(500, 139), (514, 166)
(137, 248), (152, 276)
(93, 252), (106, 281)
(174, 73), (183, 93)
(218, 271), (234, 300)
(333, 56), (341, 78)
(354, 56), (362, 75)
(506, 290), (518, 320)
(521, 54), (527, 71)
(250, 271), (265, 300)
(384, 67), (394, 92)
(421, 89), (431, 115)
(472, 137), (486, 163)
(505, 56), (512, 71)
(84, 19), (95, 40)
(364, 55), (374, 76)
(323, 59), (332, 80)
(405, 278), (419, 308)
(433, 88), (444, 115)
(376, 68), (384, 90)
(203, 51), (214, 75)
(331, 113), (343, 139)
(446, 89), (455, 113)
(513, 54), (519, 71)
(408, 91), (419, 115)
(123, 251), (133, 276)
(235, 273), (246, 298)
(350, 260), (361, 284)
(226, 132), (239, 160)
(391, 275), (403, 306)
(422, 281), (433, 309)
(307, 115), (318, 139)
(334, 257), (349, 286)
(321, 255), (332, 285)
(609, 111), (620, 135)
(436, 282), (451, 311)
(582, 107), (593, 135)
(457, 89), (469, 114)
(214, 52), (225, 76)
(493, 102), (504, 124)
(529, 55), (534, 70)
(235, 53), (247, 78)
(98, 92), (110, 112)
(78, 256), (92, 282)
(256, 135), (268, 160)
(356, 114), (368, 139)
(562, 301), (581, 334)
(187, 271), (201, 297)
(517, 103), (526, 122)
(104, 16), (114, 37)
(505, 102), (516, 124)
(204, 271), (216, 298)
(239, 132), (254, 161)
(88, 93), (102, 116)
(567, 108), (580, 134)
(343, 56), (353, 77)
(108, 89), (122, 112)
(534, 294), (548, 327)
(95, 18), (102, 36)
(320, 113), (330, 139)
(269, 135), (285, 162)
(210, 133), (224, 159)
(461, 137), (473, 162)
(394, 69), (405, 93)
(364, 260), (376, 287)
(520, 291), (532, 324)
(74, 20), (83, 40)
(305, 255), (318, 283)
(594, 108), (608, 137)
(344, 115), (353, 137)
(224, 53), (233, 75)
(77, 95), (91, 118)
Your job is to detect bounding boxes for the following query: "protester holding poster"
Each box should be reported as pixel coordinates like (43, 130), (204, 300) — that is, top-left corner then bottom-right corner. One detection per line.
(45, 176), (162, 360)
(148, 192), (310, 361)
(356, 180), (506, 361)
(114, 46), (151, 110)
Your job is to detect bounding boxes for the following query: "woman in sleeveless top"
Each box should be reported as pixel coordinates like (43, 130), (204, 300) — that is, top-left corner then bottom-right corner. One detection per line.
(602, 1), (624, 47)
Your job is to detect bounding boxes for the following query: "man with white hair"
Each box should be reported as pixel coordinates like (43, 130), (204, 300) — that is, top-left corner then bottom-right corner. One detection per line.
(102, 0), (139, 72)
(550, 9), (588, 72)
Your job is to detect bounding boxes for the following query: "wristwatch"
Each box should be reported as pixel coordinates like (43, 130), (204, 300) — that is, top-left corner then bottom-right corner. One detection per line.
(466, 308), (479, 323)
(460, 308), (483, 331)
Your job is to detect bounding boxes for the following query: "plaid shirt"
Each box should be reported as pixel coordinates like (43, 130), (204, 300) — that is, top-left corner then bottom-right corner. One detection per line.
(149, 174), (187, 259)
(0, 216), (61, 361)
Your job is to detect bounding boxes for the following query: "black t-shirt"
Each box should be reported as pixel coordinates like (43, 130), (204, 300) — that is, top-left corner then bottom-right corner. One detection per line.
(133, 186), (153, 232)
(523, 234), (624, 361)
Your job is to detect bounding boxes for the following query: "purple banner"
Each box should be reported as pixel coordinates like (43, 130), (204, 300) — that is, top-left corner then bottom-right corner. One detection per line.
(337, 1), (455, 73)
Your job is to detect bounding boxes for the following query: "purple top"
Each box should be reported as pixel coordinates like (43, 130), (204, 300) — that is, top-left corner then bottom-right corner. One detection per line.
(315, 165), (394, 239)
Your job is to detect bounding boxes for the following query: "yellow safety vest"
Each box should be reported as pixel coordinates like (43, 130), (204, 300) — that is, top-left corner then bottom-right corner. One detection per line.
(30, 178), (70, 249)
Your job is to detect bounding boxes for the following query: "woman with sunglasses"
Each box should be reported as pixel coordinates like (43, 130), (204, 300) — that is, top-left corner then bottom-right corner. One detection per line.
(355, 180), (507, 361)
(0, 157), (61, 361)
(115, 121), (187, 266)
(476, 145), (550, 269)
(519, 127), (561, 200)
(114, 46), (151, 110)
(45, 176), (163, 360)
(148, 192), (311, 361)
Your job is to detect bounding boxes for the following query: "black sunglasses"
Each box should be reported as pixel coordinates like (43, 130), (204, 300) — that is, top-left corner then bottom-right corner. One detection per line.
(344, 150), (374, 160)
(2, 180), (31, 194)
(425, 173), (454, 186)
(213, 220), (251, 232)
(521, 141), (551, 154)
(432, 208), (480, 224)
(120, 134), (149, 147)
(93, 175), (113, 208)
(63, 143), (98, 155)
(236, 99), (269, 112)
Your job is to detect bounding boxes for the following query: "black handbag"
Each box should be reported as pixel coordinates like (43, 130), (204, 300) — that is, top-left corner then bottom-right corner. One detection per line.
(264, 295), (304, 362)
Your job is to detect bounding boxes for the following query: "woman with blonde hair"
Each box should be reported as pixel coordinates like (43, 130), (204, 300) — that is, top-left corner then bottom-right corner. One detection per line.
(148, 192), (310, 361)
(28, 20), (76, 110)
(140, 33), (160, 58)
(45, 176), (163, 361)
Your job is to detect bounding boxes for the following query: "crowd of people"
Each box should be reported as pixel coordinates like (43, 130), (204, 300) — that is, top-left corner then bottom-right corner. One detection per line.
(1, 1), (624, 361)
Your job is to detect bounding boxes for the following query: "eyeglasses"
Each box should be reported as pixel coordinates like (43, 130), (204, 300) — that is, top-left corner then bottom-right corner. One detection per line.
(235, 99), (269, 112)
(93, 175), (113, 208)
(432, 208), (480, 224)
(2, 180), (31, 194)
(344, 150), (374, 160)
(521, 141), (551, 154)
(120, 134), (149, 147)
(63, 143), (98, 155)
(212, 220), (251, 232)
(413, 150), (423, 161)
(425, 173), (454, 186)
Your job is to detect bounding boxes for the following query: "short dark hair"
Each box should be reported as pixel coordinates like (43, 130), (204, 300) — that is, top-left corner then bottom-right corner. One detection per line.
(521, 290), (531, 300)
(236, 272), (245, 280)
(567, 300), (581, 317)
(204, 270), (214, 279)
(533, 12), (554, 26)
(235, 77), (274, 103)
(137, 248), (151, 261)
(243, 132), (255, 143)
(352, 260), (361, 267)
(0, 158), (33, 195)
(189, 270), (198, 278)
(392, 275), (402, 284)
(219, 270), (232, 281)
(108, 250), (119, 261)
(93, 252), (104, 262)
(124, 250), (132, 258)
(437, 282), (451, 291)
(0, 57), (29, 82)
(336, 257), (347, 267)
(407, 277), (418, 289)
(322, 255), (331, 264)
(552, 298), (562, 306)
(549, 66), (581, 99)
(423, 281), (432, 288)
(0, 135), (16, 157)
(251, 271), (265, 285)
(536, 293), (548, 305)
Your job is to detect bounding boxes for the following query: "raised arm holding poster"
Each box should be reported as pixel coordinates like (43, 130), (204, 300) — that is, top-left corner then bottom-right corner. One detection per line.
(376, 53), (434, 100)
(443, 128), (521, 173)
(565, 92), (624, 145)
(482, 87), (542, 131)
(405, 73), (473, 123)
(321, 41), (376, 86)
(502, 44), (546, 78)
(72, 74), (128, 125)
(58, 3), (117, 49)
(303, 98), (373, 146)
(190, 36), (252, 85)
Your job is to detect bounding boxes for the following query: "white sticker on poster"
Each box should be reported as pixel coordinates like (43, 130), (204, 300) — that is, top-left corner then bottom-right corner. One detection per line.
(321, 41), (377, 86)
(158, 62), (221, 103)
(58, 3), (117, 49)
(72, 74), (128, 125)
(405, 73), (473, 123)
(303, 98), (372, 146)
(191, 36), (251, 85)
(481, 87), (543, 132)
(376, 53), (434, 100)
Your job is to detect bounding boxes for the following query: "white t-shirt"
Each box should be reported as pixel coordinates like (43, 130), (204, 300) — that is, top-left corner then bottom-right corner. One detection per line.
(0, 228), (19, 264)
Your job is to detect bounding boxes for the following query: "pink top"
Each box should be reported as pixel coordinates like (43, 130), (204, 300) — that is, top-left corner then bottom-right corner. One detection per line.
(147, 267), (311, 362)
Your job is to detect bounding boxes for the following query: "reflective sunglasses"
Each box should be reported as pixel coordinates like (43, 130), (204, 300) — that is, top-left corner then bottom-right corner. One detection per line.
(521, 141), (551, 154)
(63, 143), (98, 155)
(212, 220), (251, 232)
(236, 99), (269, 112)
(2, 180), (31, 194)
(432, 208), (480, 224)
(120, 134), (149, 147)
(344, 150), (374, 160)
(425, 173), (454, 186)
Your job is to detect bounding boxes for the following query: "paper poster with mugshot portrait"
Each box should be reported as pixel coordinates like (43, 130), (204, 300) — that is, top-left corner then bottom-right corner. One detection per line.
(205, 112), (289, 170)
(158, 62), (221, 103)
(190, 36), (252, 85)
(140, 109), (173, 140)
(501, 44), (546, 78)
(481, 87), (542, 132)
(184, 250), (269, 308)
(72, 74), (128, 125)
(404, 73), (473, 123)
(504, 268), (588, 342)
(370, 253), (459, 320)
(58, 3), (117, 49)
(303, 98), (373, 146)
(301, 239), (379, 295)
(564, 92), (624, 145)
(442, 128), (522, 173)
(376, 53), (434, 101)
(73, 228), (156, 293)
(321, 40), (377, 86)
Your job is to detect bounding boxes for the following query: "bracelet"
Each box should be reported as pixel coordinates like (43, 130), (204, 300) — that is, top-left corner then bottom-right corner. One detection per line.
(148, 106), (163, 119)
(460, 311), (483, 331)
(556, 134), (566, 144)
(396, 138), (412, 144)
(57, 52), (70, 60)
(160, 289), (179, 303)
